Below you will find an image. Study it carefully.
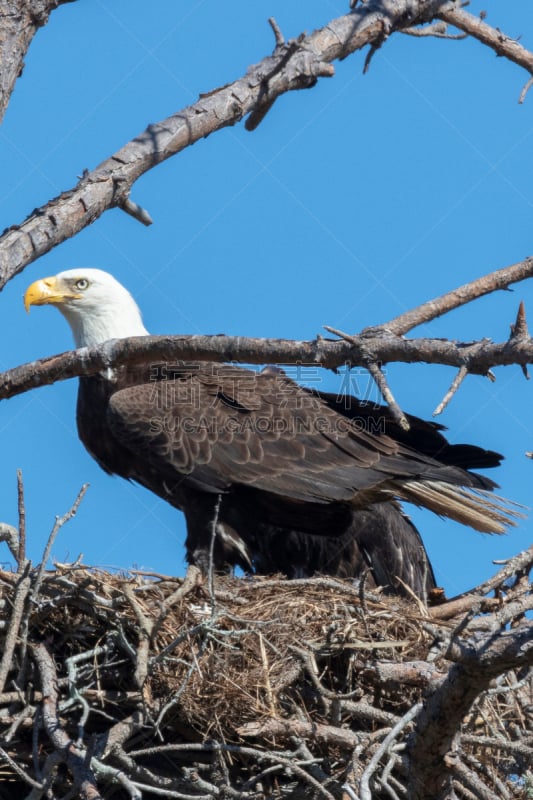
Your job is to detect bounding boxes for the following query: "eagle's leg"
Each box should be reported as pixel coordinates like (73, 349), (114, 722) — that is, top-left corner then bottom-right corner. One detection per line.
(182, 491), (253, 575)
(182, 491), (223, 574)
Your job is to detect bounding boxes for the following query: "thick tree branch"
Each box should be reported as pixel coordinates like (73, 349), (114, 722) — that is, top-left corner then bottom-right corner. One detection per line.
(408, 621), (533, 800)
(0, 0), (76, 125)
(2, 0), (533, 291)
(3, 327), (533, 402)
(237, 717), (359, 749)
(32, 642), (103, 800)
(6, 254), (529, 405)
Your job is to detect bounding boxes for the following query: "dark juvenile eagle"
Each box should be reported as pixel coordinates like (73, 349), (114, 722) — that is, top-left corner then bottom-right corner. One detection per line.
(24, 269), (516, 598)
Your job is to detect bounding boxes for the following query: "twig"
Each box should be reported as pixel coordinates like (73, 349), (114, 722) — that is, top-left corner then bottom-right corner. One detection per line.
(258, 632), (276, 716)
(377, 754), (404, 800)
(375, 255), (533, 336)
(361, 660), (444, 691)
(112, 741), (210, 797)
(0, 744), (43, 789)
(241, 762), (284, 791)
(509, 300), (530, 339)
(323, 325), (410, 428)
(508, 301), (531, 378)
(157, 566), (201, 609)
(132, 741), (337, 800)
(0, 523), (19, 562)
(519, 74), (533, 104)
(443, 602), (483, 657)
(402, 21), (466, 39)
(342, 784), (359, 800)
(14, 484), (89, 690)
(268, 16), (285, 46)
(363, 20), (390, 75)
(460, 733), (533, 760)
(151, 564), (201, 640)
(463, 750), (511, 800)
(245, 23), (334, 131)
(437, 5), (533, 79)
(208, 494), (223, 613)
(365, 361), (409, 430)
(359, 702), (422, 800)
(104, 767), (143, 799)
(429, 593), (499, 621)
(16, 469), (26, 569)
(0, 562), (31, 693)
(118, 197), (153, 226)
(92, 711), (144, 761)
(238, 717), (359, 750)
(445, 752), (501, 800)
(66, 645), (114, 745)
(343, 699), (398, 726)
(31, 705), (42, 783)
(3, 700), (35, 743)
(123, 584), (153, 690)
(33, 484), (89, 598)
(475, 542), (533, 596)
(432, 365), (468, 416)
(100, 779), (210, 800)
(154, 627), (208, 732)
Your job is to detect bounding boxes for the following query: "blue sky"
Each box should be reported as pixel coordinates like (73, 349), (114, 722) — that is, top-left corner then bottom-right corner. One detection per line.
(1, 1), (532, 594)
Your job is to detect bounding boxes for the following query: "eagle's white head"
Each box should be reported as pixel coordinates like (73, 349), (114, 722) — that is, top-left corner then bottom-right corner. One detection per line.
(24, 268), (149, 348)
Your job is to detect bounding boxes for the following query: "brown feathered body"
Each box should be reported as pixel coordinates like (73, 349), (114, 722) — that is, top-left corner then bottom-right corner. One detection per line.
(76, 361), (506, 598)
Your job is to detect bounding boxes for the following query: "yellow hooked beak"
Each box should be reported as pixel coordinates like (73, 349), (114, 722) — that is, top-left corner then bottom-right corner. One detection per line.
(24, 276), (81, 312)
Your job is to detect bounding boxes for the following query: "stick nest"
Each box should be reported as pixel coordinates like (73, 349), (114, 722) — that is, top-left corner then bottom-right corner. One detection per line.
(0, 560), (531, 799)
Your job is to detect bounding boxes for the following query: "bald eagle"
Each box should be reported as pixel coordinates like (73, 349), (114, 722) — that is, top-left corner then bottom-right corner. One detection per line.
(24, 269), (515, 597)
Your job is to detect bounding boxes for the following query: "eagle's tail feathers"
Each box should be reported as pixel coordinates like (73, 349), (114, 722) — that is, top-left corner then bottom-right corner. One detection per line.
(397, 480), (525, 534)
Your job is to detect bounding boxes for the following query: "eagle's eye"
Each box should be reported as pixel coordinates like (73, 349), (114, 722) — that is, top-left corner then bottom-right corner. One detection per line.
(75, 278), (89, 291)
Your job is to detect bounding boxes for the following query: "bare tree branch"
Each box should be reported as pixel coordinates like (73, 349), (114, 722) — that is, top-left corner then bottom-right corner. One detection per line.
(237, 717), (359, 749)
(16, 469), (26, 571)
(0, 562), (31, 693)
(2, 255), (531, 405)
(0, 0), (76, 125)
(376, 255), (533, 336)
(432, 365), (468, 416)
(2, 1), (533, 291)
(474, 542), (533, 597)
(359, 701), (423, 800)
(437, 4), (533, 83)
(3, 325), (533, 403)
(408, 621), (533, 799)
(32, 642), (104, 800)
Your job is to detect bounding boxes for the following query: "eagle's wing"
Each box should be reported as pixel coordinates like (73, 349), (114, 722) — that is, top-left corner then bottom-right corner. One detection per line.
(106, 366), (500, 509)
(106, 366), (407, 502)
(313, 389), (503, 473)
(252, 501), (437, 601)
